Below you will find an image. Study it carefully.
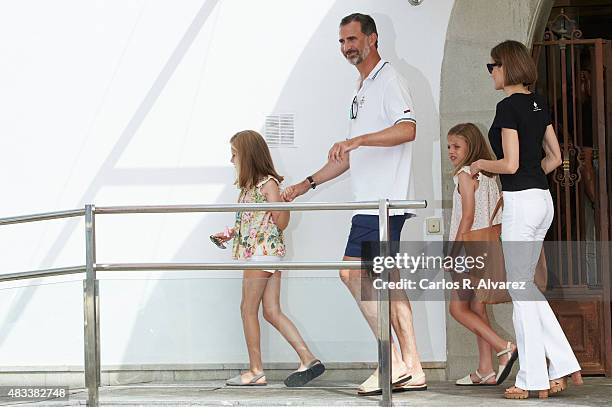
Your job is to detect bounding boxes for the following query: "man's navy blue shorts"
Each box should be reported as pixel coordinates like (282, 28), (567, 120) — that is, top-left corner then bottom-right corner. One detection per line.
(344, 214), (409, 258)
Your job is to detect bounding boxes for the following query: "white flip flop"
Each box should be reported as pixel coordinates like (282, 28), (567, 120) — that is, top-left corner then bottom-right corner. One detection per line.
(455, 370), (496, 386)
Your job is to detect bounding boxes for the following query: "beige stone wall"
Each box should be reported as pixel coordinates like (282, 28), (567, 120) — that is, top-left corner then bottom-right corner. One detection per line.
(440, 0), (553, 380)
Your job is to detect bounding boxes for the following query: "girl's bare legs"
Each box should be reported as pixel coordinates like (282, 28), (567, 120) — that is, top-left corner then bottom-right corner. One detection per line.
(471, 300), (495, 381)
(262, 271), (317, 370)
(239, 269), (271, 384)
(449, 288), (515, 383)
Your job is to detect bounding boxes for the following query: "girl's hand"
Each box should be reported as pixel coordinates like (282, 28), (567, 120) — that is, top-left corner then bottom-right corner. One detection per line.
(213, 227), (234, 242)
(469, 160), (482, 177)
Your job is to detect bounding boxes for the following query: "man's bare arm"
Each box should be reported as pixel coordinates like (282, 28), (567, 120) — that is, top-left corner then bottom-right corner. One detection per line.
(356, 120), (416, 146)
(281, 153), (349, 202)
(328, 121), (415, 162)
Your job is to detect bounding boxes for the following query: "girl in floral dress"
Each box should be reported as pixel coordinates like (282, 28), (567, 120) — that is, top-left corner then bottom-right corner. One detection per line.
(213, 130), (325, 387)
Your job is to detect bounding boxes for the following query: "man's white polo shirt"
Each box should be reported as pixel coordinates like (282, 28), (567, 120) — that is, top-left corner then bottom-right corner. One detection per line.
(348, 59), (416, 216)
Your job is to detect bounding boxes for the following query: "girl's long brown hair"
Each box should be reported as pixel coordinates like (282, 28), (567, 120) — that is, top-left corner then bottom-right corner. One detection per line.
(448, 123), (495, 178)
(230, 130), (284, 189)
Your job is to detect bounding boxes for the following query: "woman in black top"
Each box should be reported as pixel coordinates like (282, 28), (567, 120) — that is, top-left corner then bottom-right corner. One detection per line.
(470, 40), (582, 399)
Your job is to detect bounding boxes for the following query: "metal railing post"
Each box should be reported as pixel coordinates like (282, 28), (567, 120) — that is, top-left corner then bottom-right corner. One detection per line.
(83, 204), (99, 406)
(377, 199), (392, 406)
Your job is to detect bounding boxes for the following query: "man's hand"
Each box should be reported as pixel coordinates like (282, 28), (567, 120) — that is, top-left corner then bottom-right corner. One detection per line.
(328, 138), (360, 163)
(281, 180), (310, 202)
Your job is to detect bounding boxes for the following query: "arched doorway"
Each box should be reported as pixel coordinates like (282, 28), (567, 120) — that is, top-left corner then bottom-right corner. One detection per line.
(440, 0), (611, 379)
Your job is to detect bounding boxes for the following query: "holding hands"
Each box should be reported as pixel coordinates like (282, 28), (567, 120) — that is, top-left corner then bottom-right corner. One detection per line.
(281, 180), (310, 202)
(280, 138), (352, 202)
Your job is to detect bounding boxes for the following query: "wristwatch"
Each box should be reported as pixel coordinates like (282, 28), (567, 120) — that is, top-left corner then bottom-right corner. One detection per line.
(306, 176), (317, 189)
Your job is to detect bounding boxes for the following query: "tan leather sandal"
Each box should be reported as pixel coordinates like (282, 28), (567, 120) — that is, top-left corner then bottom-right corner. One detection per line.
(549, 377), (567, 395)
(504, 385), (548, 399)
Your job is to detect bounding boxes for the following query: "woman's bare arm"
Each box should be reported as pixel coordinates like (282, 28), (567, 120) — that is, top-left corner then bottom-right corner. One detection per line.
(541, 125), (562, 175)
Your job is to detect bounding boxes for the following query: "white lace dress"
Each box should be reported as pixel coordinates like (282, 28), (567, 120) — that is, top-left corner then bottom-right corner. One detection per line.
(449, 166), (501, 241)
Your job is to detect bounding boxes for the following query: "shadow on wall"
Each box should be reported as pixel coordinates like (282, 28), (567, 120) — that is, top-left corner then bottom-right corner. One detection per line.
(374, 12), (439, 211)
(374, 12), (439, 359)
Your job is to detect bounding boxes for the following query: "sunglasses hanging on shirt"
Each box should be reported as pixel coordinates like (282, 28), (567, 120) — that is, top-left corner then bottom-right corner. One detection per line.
(350, 95), (359, 120)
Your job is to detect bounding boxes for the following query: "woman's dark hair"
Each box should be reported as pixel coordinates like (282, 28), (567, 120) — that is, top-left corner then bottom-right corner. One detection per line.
(491, 40), (537, 86)
(340, 13), (378, 48)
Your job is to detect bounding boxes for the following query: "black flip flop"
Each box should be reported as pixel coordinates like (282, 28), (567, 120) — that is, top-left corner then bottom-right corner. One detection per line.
(393, 383), (428, 392)
(284, 359), (326, 387)
(496, 348), (518, 385)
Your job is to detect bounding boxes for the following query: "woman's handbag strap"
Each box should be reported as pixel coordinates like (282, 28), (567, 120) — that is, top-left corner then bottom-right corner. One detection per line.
(489, 197), (504, 227)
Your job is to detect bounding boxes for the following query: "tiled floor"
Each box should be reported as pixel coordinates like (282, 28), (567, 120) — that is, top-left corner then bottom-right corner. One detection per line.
(5, 377), (610, 406)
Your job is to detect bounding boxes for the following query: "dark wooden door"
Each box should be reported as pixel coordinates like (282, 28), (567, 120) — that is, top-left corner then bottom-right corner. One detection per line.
(532, 18), (612, 375)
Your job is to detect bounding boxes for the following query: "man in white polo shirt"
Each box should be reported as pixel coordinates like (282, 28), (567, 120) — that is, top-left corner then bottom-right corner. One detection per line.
(282, 13), (425, 395)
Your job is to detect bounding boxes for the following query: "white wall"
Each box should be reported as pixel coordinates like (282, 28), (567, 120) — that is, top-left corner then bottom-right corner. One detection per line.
(0, 0), (454, 367)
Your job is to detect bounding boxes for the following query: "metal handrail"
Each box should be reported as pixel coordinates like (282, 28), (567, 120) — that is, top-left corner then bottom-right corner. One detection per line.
(96, 261), (362, 271)
(0, 200), (424, 225)
(94, 200), (426, 214)
(0, 208), (85, 226)
(0, 266), (85, 282)
(0, 199), (427, 407)
(0, 263), (366, 282)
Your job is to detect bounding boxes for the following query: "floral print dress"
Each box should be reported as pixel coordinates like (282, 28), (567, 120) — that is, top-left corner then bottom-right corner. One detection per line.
(232, 175), (286, 259)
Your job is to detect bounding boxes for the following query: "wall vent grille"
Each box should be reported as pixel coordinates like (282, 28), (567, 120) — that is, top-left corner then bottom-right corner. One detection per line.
(264, 113), (295, 147)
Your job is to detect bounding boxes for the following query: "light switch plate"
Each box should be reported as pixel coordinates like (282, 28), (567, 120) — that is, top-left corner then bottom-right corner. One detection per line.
(426, 218), (441, 234)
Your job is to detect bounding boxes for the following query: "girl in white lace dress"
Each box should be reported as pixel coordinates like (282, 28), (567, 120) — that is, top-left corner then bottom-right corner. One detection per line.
(447, 123), (517, 386)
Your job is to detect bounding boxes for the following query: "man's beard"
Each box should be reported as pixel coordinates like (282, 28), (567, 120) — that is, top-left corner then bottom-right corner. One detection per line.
(345, 46), (370, 66)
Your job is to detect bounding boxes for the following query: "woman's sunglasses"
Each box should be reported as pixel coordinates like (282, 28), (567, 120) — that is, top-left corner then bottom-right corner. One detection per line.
(487, 63), (502, 74)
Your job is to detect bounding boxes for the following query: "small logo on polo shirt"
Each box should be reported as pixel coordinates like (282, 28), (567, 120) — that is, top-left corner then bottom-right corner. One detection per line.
(533, 101), (542, 112)
(404, 108), (411, 113)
